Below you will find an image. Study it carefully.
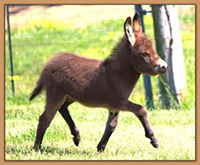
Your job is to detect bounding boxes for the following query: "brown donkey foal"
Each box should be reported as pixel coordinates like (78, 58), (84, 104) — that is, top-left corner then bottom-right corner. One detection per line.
(30, 13), (167, 152)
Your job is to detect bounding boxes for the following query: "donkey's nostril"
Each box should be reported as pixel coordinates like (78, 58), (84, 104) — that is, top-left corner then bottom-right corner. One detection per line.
(161, 66), (166, 70)
(156, 58), (167, 74)
(158, 58), (167, 71)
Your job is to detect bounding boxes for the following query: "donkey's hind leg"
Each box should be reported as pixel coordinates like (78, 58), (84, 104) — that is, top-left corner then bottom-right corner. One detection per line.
(33, 93), (65, 150)
(59, 98), (81, 146)
(97, 110), (119, 152)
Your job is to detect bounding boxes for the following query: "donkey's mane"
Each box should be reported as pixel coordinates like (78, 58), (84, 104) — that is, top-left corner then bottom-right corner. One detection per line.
(106, 36), (128, 60)
(106, 33), (153, 62)
(102, 36), (131, 68)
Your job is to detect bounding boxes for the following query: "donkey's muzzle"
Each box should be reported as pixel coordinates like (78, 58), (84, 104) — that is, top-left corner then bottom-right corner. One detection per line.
(156, 58), (168, 74)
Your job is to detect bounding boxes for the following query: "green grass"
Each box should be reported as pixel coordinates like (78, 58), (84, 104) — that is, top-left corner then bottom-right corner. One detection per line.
(5, 102), (195, 160)
(5, 11), (195, 160)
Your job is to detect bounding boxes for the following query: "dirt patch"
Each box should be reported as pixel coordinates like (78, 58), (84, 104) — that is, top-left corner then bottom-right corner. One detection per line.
(9, 5), (135, 29)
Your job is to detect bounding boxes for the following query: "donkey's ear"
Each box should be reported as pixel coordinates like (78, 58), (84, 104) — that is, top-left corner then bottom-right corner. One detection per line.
(133, 12), (142, 34)
(124, 16), (136, 46)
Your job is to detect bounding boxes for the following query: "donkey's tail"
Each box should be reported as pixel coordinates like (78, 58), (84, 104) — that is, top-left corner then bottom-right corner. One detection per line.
(29, 80), (44, 101)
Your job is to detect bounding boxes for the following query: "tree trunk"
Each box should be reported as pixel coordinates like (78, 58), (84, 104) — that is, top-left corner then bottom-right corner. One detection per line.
(151, 5), (185, 109)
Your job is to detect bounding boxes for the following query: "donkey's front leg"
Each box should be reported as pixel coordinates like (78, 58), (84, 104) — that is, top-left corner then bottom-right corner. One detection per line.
(97, 110), (119, 152)
(114, 100), (159, 148)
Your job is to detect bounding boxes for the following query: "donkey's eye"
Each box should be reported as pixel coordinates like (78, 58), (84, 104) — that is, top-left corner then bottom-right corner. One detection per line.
(140, 53), (150, 57)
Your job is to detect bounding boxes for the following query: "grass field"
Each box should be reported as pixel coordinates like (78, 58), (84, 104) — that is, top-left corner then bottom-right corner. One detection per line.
(5, 6), (195, 160)
(6, 103), (195, 160)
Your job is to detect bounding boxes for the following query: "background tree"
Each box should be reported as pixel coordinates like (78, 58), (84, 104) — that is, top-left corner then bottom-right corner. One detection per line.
(152, 5), (186, 109)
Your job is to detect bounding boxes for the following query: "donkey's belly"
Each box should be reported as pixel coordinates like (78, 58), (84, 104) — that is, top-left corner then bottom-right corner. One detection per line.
(71, 88), (108, 108)
(65, 79), (109, 108)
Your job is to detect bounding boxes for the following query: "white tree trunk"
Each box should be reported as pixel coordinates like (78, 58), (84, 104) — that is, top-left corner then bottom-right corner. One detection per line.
(166, 5), (186, 104)
(152, 5), (186, 108)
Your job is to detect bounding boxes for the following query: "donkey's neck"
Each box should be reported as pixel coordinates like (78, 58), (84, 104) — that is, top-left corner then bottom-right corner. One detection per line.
(103, 36), (141, 87)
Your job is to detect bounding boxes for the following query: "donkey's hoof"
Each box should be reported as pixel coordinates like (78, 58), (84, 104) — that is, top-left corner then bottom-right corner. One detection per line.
(150, 141), (159, 148)
(97, 148), (105, 153)
(32, 144), (41, 151)
(73, 137), (80, 146)
(97, 145), (105, 153)
(149, 136), (159, 148)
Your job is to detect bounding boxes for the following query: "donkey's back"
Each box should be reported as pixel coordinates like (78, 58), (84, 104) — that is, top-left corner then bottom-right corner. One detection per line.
(41, 52), (102, 88)
(30, 52), (110, 106)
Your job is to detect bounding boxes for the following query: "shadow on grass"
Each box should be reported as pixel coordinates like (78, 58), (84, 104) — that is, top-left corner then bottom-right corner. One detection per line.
(6, 145), (95, 160)
(36, 146), (92, 156)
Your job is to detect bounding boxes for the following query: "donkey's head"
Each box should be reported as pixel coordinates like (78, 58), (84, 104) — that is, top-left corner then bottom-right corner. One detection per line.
(124, 12), (167, 76)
